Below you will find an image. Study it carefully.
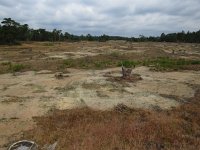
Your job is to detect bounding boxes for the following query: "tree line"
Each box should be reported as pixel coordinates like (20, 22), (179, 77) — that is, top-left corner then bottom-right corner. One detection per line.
(0, 18), (200, 45)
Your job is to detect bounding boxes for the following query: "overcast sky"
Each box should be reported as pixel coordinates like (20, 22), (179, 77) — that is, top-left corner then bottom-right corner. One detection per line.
(0, 0), (200, 37)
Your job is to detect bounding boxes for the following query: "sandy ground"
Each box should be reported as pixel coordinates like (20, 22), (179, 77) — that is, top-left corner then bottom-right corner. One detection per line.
(38, 42), (200, 60)
(0, 42), (200, 149)
(0, 42), (199, 63)
(0, 66), (200, 148)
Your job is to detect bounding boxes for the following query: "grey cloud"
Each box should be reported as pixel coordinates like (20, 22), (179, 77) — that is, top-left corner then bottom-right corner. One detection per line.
(0, 0), (200, 37)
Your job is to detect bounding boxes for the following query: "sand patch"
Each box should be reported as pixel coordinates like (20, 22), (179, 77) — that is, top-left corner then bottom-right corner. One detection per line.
(0, 67), (200, 148)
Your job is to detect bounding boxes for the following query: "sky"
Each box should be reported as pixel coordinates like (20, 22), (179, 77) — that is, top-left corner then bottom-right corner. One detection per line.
(0, 0), (200, 37)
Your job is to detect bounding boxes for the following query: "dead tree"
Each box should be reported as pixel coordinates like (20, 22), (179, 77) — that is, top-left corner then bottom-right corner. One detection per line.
(122, 64), (133, 78)
(55, 72), (64, 79)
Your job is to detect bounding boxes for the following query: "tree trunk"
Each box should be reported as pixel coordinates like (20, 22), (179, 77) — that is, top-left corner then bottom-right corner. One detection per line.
(122, 66), (132, 78)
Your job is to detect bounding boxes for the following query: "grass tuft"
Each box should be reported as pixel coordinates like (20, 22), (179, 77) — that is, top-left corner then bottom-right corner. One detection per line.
(9, 63), (25, 72)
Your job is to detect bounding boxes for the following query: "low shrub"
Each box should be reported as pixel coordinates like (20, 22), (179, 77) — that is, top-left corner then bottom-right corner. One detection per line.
(118, 60), (139, 68)
(9, 63), (25, 72)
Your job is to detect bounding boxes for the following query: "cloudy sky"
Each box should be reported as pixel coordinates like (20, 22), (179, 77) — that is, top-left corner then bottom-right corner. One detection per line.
(0, 0), (200, 37)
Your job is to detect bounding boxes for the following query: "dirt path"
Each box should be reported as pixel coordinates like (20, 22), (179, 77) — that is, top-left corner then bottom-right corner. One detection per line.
(0, 67), (200, 148)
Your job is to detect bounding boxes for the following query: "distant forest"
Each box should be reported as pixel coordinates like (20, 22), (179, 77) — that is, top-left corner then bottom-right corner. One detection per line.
(0, 18), (200, 44)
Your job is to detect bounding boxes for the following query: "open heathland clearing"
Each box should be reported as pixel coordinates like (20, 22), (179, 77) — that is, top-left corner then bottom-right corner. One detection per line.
(0, 41), (200, 149)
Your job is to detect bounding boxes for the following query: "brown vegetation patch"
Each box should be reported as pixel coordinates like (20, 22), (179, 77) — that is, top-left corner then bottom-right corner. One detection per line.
(82, 83), (102, 90)
(106, 74), (142, 85)
(1, 96), (27, 103)
(23, 89), (200, 149)
(180, 64), (200, 71)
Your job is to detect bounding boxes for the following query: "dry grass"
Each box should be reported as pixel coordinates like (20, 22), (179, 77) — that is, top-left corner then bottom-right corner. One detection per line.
(0, 42), (200, 73)
(24, 89), (200, 150)
(1, 42), (200, 149)
(106, 74), (142, 85)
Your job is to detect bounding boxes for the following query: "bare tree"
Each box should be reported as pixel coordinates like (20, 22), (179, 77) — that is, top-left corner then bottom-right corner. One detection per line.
(122, 64), (133, 78)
